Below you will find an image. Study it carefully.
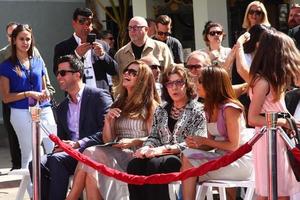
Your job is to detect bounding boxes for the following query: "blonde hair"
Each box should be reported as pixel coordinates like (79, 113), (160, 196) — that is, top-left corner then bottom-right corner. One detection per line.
(112, 60), (160, 120)
(186, 50), (211, 67)
(242, 1), (270, 30)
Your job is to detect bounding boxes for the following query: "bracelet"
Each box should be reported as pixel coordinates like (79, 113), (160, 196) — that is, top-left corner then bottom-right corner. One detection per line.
(23, 91), (27, 98)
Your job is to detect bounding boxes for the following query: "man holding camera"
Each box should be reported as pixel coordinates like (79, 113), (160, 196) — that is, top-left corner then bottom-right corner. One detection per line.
(53, 7), (118, 91)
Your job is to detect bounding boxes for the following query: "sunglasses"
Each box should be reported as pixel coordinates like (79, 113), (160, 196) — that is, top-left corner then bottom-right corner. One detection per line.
(186, 64), (202, 70)
(77, 17), (93, 25)
(123, 68), (138, 77)
(208, 31), (223, 36)
(165, 79), (185, 88)
(127, 26), (145, 31)
(157, 31), (171, 36)
(55, 70), (78, 77)
(248, 9), (263, 16)
(150, 65), (161, 70)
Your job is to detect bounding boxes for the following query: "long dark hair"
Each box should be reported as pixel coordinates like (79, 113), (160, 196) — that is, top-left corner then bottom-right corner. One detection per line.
(250, 29), (300, 101)
(200, 66), (243, 119)
(10, 24), (34, 64)
(243, 24), (269, 54)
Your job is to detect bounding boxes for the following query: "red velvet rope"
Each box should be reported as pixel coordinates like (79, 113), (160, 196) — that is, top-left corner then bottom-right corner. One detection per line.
(49, 134), (253, 185)
(291, 147), (300, 162)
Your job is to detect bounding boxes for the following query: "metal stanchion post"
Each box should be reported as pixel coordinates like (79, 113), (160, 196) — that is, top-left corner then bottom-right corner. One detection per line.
(266, 112), (278, 200)
(30, 104), (41, 200)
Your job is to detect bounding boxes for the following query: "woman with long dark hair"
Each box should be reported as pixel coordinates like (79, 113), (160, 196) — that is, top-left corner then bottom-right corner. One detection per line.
(0, 24), (56, 169)
(248, 29), (300, 199)
(181, 66), (253, 200)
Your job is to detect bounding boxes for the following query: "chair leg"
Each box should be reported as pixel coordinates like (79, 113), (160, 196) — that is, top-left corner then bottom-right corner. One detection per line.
(196, 185), (208, 200)
(244, 187), (255, 200)
(206, 186), (214, 200)
(15, 175), (30, 200)
(218, 187), (226, 200)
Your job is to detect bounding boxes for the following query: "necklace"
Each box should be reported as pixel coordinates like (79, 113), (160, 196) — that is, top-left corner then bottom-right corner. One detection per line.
(170, 104), (185, 120)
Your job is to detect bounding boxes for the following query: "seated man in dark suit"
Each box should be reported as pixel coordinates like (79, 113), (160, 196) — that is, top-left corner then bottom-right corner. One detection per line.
(29, 55), (112, 200)
(53, 7), (118, 91)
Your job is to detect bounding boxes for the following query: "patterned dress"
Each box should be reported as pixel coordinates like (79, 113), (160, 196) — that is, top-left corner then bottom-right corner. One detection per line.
(183, 103), (254, 182)
(76, 115), (148, 200)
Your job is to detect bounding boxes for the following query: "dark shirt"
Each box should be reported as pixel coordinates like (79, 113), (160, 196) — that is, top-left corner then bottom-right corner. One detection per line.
(131, 43), (145, 59)
(154, 36), (184, 64)
(166, 104), (177, 133)
(288, 25), (300, 50)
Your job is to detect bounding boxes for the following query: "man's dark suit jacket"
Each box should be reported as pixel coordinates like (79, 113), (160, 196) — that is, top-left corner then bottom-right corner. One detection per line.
(285, 88), (300, 116)
(35, 85), (112, 200)
(56, 85), (111, 149)
(53, 35), (118, 91)
(288, 25), (300, 50)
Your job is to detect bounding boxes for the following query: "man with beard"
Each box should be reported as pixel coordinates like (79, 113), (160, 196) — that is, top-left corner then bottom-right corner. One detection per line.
(288, 4), (300, 49)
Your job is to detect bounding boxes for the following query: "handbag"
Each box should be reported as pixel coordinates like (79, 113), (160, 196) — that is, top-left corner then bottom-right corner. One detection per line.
(284, 115), (300, 182)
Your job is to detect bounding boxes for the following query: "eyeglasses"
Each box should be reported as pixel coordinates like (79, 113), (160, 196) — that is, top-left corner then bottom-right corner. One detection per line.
(55, 70), (78, 77)
(157, 31), (171, 36)
(165, 79), (185, 88)
(77, 17), (93, 25)
(186, 64), (202, 70)
(248, 9), (263, 16)
(128, 26), (145, 31)
(208, 31), (223, 36)
(150, 65), (161, 70)
(123, 68), (138, 77)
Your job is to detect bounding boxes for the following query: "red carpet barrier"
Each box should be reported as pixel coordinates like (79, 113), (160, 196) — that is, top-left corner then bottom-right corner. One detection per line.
(49, 134), (252, 185)
(291, 147), (300, 162)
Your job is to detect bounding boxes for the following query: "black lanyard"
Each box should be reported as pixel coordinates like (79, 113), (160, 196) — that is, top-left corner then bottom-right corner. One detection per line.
(20, 60), (33, 90)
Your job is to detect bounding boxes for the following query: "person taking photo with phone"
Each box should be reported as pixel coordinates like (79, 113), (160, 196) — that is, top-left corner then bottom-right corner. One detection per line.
(53, 7), (118, 92)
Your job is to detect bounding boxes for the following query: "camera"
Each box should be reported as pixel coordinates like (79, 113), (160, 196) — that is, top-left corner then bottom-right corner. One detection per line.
(87, 33), (96, 44)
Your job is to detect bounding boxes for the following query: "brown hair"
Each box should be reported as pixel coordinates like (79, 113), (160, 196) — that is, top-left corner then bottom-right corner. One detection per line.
(161, 65), (196, 103)
(202, 21), (226, 47)
(250, 29), (300, 101)
(112, 60), (160, 120)
(156, 15), (172, 26)
(200, 66), (243, 119)
(10, 24), (34, 65)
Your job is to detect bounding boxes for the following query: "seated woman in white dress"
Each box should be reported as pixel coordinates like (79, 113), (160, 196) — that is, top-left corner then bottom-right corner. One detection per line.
(181, 66), (253, 200)
(66, 60), (160, 200)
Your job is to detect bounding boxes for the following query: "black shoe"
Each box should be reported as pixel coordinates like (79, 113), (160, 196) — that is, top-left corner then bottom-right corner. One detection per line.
(10, 166), (21, 171)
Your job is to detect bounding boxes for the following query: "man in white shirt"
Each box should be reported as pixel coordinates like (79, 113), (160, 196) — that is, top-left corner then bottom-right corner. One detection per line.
(53, 7), (118, 91)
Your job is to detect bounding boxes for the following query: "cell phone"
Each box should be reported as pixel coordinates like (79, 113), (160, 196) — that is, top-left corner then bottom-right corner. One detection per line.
(87, 33), (96, 44)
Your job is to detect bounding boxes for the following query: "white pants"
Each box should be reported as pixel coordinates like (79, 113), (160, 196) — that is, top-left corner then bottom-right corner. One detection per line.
(10, 106), (57, 169)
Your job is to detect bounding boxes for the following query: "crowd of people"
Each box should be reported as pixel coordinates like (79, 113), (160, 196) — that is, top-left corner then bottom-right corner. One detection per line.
(1, 1), (300, 200)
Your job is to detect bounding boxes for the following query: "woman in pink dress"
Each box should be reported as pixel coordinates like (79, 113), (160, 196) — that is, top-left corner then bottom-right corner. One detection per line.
(248, 28), (300, 199)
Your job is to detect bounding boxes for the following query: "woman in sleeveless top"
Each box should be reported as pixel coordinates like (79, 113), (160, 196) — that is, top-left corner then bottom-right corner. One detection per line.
(66, 60), (160, 200)
(248, 29), (300, 199)
(182, 66), (253, 200)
